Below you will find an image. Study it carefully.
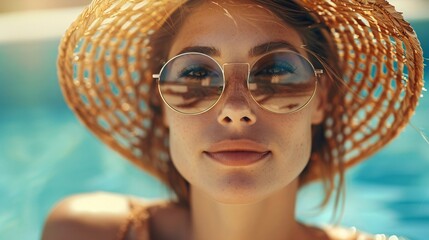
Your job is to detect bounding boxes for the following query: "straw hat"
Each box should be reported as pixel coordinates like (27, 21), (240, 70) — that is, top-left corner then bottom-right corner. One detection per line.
(57, 0), (424, 188)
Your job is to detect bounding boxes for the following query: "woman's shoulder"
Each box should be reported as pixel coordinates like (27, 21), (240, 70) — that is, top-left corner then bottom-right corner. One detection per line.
(323, 225), (404, 240)
(41, 192), (171, 240)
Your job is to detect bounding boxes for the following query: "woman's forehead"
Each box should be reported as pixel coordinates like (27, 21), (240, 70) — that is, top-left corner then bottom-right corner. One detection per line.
(168, 0), (304, 59)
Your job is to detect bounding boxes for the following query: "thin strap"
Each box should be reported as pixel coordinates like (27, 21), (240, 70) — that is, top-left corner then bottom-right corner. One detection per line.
(116, 199), (150, 240)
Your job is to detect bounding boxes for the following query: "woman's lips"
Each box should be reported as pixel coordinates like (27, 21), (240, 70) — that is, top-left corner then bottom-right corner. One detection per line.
(204, 139), (271, 166)
(204, 151), (271, 166)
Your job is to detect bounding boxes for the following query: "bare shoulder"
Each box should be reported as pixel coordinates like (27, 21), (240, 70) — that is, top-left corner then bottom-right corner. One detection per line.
(41, 192), (160, 240)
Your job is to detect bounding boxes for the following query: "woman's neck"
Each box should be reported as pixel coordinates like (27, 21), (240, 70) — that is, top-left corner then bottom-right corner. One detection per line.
(189, 180), (304, 240)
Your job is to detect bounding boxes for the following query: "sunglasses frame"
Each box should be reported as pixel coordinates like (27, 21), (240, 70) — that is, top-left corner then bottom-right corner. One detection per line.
(153, 50), (323, 115)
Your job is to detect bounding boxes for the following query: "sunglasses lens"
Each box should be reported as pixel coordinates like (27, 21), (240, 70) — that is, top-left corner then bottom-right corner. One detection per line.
(249, 51), (317, 113)
(158, 53), (224, 114)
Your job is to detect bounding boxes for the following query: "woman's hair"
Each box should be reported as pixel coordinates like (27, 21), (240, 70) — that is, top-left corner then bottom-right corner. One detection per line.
(149, 0), (345, 211)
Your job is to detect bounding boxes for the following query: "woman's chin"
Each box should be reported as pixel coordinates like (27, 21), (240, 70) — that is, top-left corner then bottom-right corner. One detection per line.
(199, 175), (277, 205)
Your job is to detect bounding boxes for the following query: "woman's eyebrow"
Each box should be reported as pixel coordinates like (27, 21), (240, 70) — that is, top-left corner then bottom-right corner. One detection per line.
(249, 41), (299, 57)
(178, 46), (221, 56)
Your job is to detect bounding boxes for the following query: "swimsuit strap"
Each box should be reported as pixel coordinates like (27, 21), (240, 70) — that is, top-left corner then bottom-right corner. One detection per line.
(116, 198), (151, 240)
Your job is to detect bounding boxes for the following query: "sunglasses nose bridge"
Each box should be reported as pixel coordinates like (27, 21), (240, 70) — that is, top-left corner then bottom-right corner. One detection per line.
(222, 63), (250, 93)
(216, 63), (254, 110)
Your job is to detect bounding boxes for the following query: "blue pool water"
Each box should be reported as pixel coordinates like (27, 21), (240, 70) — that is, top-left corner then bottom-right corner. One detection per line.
(0, 21), (428, 240)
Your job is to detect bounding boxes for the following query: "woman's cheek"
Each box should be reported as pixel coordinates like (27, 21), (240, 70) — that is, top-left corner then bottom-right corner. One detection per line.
(167, 117), (199, 182)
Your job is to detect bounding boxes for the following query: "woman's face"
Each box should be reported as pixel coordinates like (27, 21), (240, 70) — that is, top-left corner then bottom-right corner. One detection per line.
(163, 0), (325, 204)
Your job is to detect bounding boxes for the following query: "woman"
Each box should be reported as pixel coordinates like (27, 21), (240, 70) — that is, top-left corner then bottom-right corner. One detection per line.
(42, 0), (424, 239)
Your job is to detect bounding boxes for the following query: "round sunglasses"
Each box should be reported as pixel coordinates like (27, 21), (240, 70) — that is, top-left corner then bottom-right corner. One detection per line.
(153, 50), (323, 115)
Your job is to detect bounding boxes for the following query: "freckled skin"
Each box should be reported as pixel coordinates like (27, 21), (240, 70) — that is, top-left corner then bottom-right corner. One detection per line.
(163, 1), (325, 204)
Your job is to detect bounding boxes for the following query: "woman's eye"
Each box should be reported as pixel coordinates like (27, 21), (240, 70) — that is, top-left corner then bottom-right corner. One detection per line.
(180, 66), (212, 79)
(257, 62), (296, 76)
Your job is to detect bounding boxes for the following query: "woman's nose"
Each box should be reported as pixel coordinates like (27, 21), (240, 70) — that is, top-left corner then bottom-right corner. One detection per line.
(217, 97), (257, 126)
(216, 64), (256, 127)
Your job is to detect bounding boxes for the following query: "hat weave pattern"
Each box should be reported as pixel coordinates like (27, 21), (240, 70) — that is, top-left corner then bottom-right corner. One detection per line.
(305, 0), (424, 169)
(58, 0), (424, 185)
